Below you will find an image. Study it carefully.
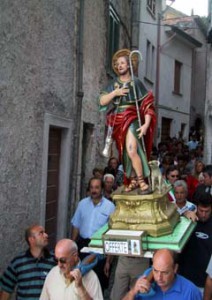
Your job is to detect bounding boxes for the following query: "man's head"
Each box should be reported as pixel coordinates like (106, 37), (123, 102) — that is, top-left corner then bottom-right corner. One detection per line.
(173, 180), (187, 205)
(25, 225), (48, 249)
(55, 239), (79, 277)
(92, 167), (104, 179)
(203, 165), (212, 186)
(108, 157), (119, 170)
(88, 177), (103, 203)
(196, 193), (212, 222)
(103, 174), (115, 192)
(195, 160), (204, 174)
(177, 155), (187, 169)
(166, 166), (180, 185)
(152, 249), (178, 292)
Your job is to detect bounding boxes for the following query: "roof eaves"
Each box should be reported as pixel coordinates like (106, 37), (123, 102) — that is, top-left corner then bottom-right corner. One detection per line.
(167, 25), (202, 48)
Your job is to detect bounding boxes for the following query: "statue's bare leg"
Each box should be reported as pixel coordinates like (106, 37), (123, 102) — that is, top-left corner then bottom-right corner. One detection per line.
(125, 129), (149, 192)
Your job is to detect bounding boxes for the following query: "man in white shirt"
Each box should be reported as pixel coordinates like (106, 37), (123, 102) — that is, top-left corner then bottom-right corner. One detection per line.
(173, 180), (197, 221)
(40, 239), (103, 300)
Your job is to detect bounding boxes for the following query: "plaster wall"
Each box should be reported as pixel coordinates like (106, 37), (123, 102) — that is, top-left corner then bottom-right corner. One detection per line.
(159, 36), (192, 112)
(0, 0), (76, 273)
(138, 0), (162, 90)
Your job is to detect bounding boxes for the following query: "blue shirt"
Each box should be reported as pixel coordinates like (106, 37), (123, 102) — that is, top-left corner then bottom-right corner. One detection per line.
(135, 269), (202, 300)
(71, 196), (115, 238)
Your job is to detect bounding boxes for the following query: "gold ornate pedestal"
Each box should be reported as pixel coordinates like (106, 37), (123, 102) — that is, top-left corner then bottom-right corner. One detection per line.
(109, 186), (179, 237)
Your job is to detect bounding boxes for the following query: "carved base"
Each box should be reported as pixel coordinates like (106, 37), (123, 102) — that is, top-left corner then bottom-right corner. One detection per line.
(109, 186), (180, 237)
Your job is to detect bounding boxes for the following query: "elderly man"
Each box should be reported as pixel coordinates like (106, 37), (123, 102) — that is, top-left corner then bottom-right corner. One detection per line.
(165, 165), (180, 202)
(103, 173), (115, 201)
(122, 249), (201, 300)
(0, 225), (55, 300)
(40, 239), (103, 300)
(173, 180), (197, 221)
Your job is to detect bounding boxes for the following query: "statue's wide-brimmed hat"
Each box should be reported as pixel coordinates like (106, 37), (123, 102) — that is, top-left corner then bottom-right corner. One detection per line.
(112, 48), (139, 75)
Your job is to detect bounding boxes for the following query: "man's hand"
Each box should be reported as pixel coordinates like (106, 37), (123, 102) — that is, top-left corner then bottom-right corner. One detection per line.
(70, 269), (92, 300)
(184, 210), (198, 222)
(122, 276), (151, 300)
(70, 269), (83, 288)
(0, 291), (11, 300)
(133, 276), (151, 294)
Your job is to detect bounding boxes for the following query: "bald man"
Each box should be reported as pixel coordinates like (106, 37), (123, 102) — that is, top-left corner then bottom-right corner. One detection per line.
(40, 239), (103, 300)
(122, 249), (201, 300)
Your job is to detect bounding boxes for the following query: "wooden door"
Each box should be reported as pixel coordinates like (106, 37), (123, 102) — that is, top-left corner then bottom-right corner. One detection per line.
(45, 127), (61, 248)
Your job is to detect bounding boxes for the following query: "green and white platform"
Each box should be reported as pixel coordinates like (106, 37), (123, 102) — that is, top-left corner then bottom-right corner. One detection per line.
(82, 217), (196, 258)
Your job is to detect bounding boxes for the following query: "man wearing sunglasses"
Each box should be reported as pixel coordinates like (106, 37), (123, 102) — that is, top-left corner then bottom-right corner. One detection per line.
(0, 225), (55, 300)
(40, 239), (103, 300)
(165, 165), (180, 202)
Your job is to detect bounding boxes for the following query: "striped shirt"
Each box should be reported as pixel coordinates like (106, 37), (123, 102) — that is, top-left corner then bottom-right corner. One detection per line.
(0, 248), (56, 299)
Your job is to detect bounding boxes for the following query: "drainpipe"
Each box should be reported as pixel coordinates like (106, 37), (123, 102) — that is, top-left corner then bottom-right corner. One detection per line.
(69, 0), (84, 222)
(131, 0), (140, 49)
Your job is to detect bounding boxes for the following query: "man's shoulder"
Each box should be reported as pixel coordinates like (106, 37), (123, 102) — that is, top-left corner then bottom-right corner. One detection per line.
(77, 197), (91, 206)
(176, 274), (200, 292)
(9, 249), (31, 264)
(185, 201), (196, 210)
(82, 270), (99, 286)
(102, 197), (115, 208)
(45, 265), (59, 280)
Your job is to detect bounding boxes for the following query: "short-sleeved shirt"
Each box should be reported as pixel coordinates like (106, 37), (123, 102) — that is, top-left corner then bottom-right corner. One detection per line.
(179, 217), (212, 287)
(135, 269), (202, 300)
(40, 265), (103, 300)
(206, 255), (212, 278)
(71, 196), (115, 238)
(0, 248), (55, 299)
(177, 200), (196, 215)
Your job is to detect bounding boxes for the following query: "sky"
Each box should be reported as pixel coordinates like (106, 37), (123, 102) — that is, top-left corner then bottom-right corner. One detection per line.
(168, 0), (208, 17)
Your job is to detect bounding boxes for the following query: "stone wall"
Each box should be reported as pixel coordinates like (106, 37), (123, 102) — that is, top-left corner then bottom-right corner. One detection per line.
(0, 0), (135, 275)
(0, 0), (76, 272)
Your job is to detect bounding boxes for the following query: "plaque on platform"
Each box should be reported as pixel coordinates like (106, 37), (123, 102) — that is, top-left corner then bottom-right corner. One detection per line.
(103, 229), (146, 257)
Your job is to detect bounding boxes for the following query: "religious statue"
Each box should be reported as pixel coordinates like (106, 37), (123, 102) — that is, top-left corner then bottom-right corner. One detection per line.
(99, 49), (156, 194)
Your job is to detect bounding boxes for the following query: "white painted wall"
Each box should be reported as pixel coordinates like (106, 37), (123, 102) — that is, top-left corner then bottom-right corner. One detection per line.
(138, 1), (200, 144)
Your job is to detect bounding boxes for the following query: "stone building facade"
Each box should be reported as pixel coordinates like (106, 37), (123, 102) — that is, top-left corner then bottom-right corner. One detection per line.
(0, 0), (135, 274)
(138, 1), (207, 144)
(204, 0), (212, 163)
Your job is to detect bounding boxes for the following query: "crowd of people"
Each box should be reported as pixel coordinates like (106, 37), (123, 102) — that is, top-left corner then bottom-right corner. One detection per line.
(1, 142), (212, 299)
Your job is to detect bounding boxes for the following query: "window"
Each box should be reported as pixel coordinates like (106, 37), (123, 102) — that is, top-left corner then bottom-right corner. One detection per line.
(147, 0), (156, 16)
(107, 5), (120, 74)
(145, 40), (155, 82)
(173, 60), (182, 94)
